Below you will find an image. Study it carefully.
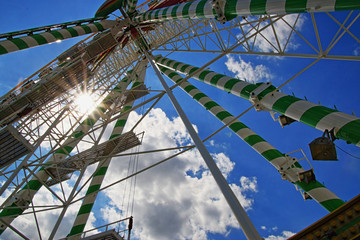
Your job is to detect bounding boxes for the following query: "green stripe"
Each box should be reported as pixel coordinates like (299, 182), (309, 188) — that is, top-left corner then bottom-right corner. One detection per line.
(229, 122), (247, 132)
(182, 2), (192, 17)
(258, 85), (277, 100)
(173, 62), (181, 70)
(216, 111), (232, 121)
(68, 224), (86, 236)
(0, 203), (24, 217)
(300, 106), (337, 128)
(0, 44), (8, 54)
(336, 119), (360, 144)
(86, 184), (100, 195)
(204, 101), (219, 110)
(55, 145), (73, 155)
(168, 71), (178, 79)
(94, 166), (108, 177)
(193, 93), (206, 101)
(285, 0), (307, 13)
(72, 131), (84, 138)
(210, 74), (224, 86)
(115, 119), (127, 127)
(224, 79), (241, 93)
(67, 27), (79, 37)
(244, 135), (265, 146)
(240, 84), (258, 99)
(321, 199), (345, 212)
(335, 0), (360, 11)
(184, 85), (197, 93)
(78, 203), (93, 215)
(196, 0), (207, 18)
(22, 180), (42, 191)
(110, 133), (120, 139)
(180, 64), (191, 73)
(9, 38), (28, 50)
(261, 149), (284, 161)
(199, 70), (212, 80)
(32, 34), (48, 45)
(189, 67), (199, 75)
(94, 22), (105, 31)
(272, 96), (301, 114)
(82, 118), (96, 126)
(49, 31), (64, 40)
(250, 0), (267, 15)
(81, 25), (92, 34)
(171, 5), (179, 18)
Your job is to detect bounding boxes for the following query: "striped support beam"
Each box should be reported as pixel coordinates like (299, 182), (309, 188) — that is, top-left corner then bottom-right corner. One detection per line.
(155, 56), (360, 147)
(159, 65), (344, 212)
(126, 0), (139, 16)
(132, 0), (360, 24)
(0, 20), (116, 55)
(0, 76), (132, 236)
(67, 61), (147, 239)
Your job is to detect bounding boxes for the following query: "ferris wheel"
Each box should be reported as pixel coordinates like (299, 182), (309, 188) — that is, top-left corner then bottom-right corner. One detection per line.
(0, 0), (359, 239)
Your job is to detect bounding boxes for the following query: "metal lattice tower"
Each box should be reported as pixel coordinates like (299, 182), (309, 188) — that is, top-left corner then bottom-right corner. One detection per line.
(0, 0), (359, 239)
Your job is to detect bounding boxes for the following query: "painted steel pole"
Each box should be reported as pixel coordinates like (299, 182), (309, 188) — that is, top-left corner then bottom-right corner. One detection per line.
(155, 56), (360, 147)
(145, 51), (262, 240)
(132, 0), (360, 24)
(159, 65), (345, 212)
(67, 61), (147, 240)
(0, 75), (132, 236)
(0, 20), (116, 55)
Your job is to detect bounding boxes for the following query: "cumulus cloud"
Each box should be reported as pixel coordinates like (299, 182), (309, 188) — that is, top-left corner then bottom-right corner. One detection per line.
(240, 14), (305, 53)
(0, 108), (259, 239)
(225, 55), (273, 83)
(264, 230), (296, 240)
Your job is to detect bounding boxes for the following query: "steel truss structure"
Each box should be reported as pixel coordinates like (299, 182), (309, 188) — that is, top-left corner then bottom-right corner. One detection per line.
(0, 1), (359, 239)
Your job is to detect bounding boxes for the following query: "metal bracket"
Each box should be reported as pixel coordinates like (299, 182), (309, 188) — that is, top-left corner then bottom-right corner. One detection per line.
(211, 0), (227, 24)
(249, 82), (273, 111)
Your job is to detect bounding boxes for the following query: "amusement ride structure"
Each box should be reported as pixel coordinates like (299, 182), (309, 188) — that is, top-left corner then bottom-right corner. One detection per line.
(0, 0), (359, 239)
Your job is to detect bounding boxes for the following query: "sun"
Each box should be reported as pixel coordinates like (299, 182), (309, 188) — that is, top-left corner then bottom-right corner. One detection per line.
(74, 92), (97, 115)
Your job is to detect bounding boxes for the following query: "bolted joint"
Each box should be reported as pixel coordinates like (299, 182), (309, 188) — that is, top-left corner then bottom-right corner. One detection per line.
(249, 82), (273, 112)
(211, 0), (227, 24)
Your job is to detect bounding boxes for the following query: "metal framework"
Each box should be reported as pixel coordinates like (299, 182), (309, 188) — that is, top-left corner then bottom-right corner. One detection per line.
(0, 1), (359, 239)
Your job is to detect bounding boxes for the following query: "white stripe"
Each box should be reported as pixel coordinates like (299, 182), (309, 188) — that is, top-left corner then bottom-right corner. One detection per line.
(58, 29), (72, 39)
(262, 91), (287, 110)
(236, 0), (251, 16)
(41, 32), (57, 42)
(266, 0), (287, 14)
(21, 36), (39, 48)
(228, 81), (249, 97)
(88, 24), (99, 32)
(203, 1), (216, 18)
(0, 40), (20, 53)
(222, 115), (235, 125)
(73, 26), (86, 36)
(306, 0), (336, 12)
(308, 187), (339, 202)
(176, 3), (186, 19)
(202, 71), (218, 83)
(236, 128), (256, 140)
(198, 96), (212, 106)
(188, 88), (201, 97)
(188, 2), (198, 19)
(284, 100), (316, 121)
(316, 111), (359, 132)
(252, 141), (274, 154)
(216, 76), (233, 89)
(211, 106), (225, 115)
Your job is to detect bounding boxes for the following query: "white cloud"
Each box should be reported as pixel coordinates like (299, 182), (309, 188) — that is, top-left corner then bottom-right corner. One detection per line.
(0, 108), (259, 239)
(240, 14), (305, 53)
(354, 45), (360, 56)
(261, 226), (267, 230)
(264, 230), (296, 240)
(225, 55), (273, 83)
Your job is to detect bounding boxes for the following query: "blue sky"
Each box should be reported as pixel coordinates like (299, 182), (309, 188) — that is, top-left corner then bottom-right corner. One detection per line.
(0, 1), (360, 239)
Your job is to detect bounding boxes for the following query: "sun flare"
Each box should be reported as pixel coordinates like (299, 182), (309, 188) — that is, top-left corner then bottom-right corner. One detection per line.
(74, 93), (97, 115)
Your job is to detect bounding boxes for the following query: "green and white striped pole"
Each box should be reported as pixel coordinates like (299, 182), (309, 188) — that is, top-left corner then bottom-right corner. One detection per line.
(155, 56), (360, 147)
(159, 65), (344, 212)
(132, 0), (360, 24)
(67, 61), (147, 239)
(0, 20), (116, 55)
(126, 0), (139, 16)
(0, 75), (132, 236)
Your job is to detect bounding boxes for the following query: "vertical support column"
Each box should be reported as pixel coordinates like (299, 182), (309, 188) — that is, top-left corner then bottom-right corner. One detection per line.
(146, 51), (261, 240)
(159, 65), (345, 212)
(66, 61), (147, 239)
(155, 56), (360, 147)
